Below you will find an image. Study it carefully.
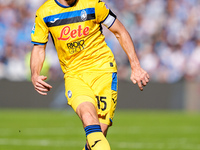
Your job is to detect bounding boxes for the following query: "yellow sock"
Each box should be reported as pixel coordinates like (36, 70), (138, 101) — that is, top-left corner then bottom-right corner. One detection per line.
(87, 132), (110, 150)
(84, 125), (111, 150)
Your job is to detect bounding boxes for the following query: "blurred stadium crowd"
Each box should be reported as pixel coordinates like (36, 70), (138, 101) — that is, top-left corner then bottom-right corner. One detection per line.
(0, 0), (200, 83)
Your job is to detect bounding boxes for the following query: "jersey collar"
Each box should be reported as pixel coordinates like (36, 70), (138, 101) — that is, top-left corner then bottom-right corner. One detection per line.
(54, 0), (77, 8)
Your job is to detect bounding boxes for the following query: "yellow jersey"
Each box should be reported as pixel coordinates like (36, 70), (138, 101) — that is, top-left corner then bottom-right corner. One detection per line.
(31, 0), (117, 74)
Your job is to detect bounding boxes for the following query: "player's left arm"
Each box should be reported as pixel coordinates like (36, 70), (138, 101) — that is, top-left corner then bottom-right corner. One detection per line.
(109, 19), (150, 91)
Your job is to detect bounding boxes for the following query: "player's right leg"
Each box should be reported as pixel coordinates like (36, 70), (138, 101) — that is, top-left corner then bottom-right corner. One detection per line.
(64, 77), (111, 149)
(100, 123), (109, 137)
(64, 73), (117, 150)
(64, 74), (109, 149)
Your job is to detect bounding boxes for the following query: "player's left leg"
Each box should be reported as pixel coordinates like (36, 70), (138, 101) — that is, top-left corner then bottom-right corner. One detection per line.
(76, 101), (111, 150)
(83, 123), (109, 150)
(82, 72), (118, 150)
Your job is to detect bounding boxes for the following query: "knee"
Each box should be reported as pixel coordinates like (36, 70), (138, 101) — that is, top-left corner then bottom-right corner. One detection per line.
(81, 111), (99, 126)
(76, 102), (99, 127)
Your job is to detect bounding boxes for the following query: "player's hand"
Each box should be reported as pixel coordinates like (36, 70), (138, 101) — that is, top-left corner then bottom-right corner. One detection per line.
(130, 67), (150, 91)
(31, 75), (52, 95)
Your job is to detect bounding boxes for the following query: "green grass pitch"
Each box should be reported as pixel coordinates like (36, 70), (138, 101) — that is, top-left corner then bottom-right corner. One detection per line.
(0, 109), (200, 150)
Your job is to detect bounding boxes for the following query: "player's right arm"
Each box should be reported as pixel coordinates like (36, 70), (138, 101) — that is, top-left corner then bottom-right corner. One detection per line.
(31, 8), (52, 95)
(30, 44), (52, 95)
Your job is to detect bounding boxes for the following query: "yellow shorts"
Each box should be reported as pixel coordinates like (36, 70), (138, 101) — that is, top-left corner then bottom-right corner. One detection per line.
(64, 72), (118, 126)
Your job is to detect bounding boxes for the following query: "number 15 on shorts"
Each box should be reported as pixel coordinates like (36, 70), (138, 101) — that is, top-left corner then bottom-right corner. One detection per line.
(96, 96), (107, 111)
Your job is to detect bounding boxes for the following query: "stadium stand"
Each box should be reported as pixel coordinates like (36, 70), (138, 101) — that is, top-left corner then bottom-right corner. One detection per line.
(0, 0), (200, 83)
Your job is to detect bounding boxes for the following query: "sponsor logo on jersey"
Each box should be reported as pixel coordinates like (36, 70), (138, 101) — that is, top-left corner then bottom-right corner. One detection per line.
(81, 10), (87, 21)
(58, 25), (89, 41)
(31, 23), (36, 34)
(67, 90), (72, 98)
(67, 40), (85, 54)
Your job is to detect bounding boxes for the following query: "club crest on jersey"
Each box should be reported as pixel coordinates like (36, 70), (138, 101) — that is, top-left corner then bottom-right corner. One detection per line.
(68, 90), (72, 98)
(81, 10), (87, 21)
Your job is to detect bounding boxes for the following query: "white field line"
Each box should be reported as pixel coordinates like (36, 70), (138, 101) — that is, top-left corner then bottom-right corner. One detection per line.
(109, 126), (200, 134)
(0, 138), (199, 149)
(114, 141), (200, 150)
(0, 138), (84, 147)
(0, 127), (84, 136)
(1, 126), (199, 136)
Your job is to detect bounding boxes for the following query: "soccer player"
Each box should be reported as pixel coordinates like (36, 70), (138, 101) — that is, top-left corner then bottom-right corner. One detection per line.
(30, 0), (150, 149)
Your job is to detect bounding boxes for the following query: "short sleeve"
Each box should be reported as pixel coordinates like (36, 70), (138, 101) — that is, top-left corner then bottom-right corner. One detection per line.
(31, 11), (49, 45)
(95, 0), (117, 29)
